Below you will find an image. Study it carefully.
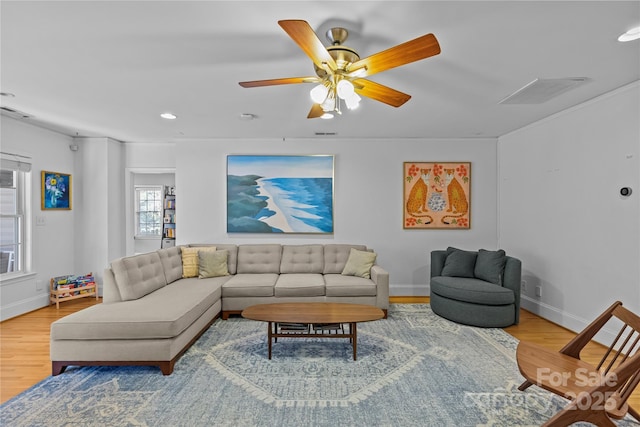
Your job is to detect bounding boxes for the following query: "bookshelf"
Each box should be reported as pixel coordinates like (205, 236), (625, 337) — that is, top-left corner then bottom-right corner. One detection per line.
(162, 185), (176, 248)
(50, 273), (98, 309)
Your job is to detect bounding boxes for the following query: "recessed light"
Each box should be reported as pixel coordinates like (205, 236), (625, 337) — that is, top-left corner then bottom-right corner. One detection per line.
(618, 26), (640, 42)
(160, 112), (177, 120)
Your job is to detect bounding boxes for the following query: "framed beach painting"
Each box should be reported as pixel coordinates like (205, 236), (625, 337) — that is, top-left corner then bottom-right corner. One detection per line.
(227, 155), (334, 233)
(403, 162), (470, 229)
(41, 171), (72, 210)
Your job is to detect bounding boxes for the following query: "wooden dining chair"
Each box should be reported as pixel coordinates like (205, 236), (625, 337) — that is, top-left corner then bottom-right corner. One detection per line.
(516, 301), (640, 426)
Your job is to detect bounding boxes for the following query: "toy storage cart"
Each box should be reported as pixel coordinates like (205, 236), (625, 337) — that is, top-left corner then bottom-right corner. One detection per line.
(50, 273), (98, 309)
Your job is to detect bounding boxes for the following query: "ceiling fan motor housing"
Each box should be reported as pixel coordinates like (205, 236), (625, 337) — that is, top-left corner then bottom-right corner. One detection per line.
(314, 45), (360, 78)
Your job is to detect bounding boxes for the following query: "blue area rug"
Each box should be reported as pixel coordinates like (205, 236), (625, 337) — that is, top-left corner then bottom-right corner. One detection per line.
(1, 304), (636, 426)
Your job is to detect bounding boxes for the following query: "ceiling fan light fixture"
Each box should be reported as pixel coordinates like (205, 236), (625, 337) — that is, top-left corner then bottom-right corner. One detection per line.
(345, 93), (361, 110)
(618, 26), (640, 42)
(336, 79), (355, 99)
(321, 91), (336, 112)
(310, 84), (329, 104)
(320, 112), (334, 119)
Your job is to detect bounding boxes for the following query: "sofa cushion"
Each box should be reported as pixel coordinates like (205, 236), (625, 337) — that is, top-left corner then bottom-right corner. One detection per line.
(431, 276), (514, 306)
(236, 244), (282, 274)
(324, 274), (377, 297)
(190, 244), (238, 275)
(323, 244), (367, 274)
(280, 245), (324, 274)
(441, 247), (477, 278)
(199, 250), (230, 278)
(341, 248), (377, 279)
(181, 246), (217, 278)
(157, 246), (183, 284)
(51, 277), (224, 340)
(111, 252), (167, 301)
(275, 273), (325, 297)
(474, 249), (507, 285)
(222, 273), (278, 297)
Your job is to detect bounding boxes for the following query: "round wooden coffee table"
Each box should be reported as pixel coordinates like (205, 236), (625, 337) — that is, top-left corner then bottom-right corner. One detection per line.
(241, 302), (385, 360)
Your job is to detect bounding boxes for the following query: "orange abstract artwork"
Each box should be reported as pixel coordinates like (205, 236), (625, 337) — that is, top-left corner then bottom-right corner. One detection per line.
(403, 162), (471, 229)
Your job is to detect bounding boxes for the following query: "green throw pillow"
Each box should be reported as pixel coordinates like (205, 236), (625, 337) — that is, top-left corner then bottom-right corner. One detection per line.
(198, 250), (230, 278)
(341, 248), (377, 279)
(441, 247), (477, 278)
(474, 249), (507, 285)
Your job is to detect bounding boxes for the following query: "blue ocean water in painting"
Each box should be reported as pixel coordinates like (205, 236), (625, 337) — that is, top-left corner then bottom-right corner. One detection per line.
(260, 177), (333, 233)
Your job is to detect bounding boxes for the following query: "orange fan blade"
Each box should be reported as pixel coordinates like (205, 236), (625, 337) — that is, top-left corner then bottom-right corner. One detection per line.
(348, 33), (440, 78)
(278, 20), (337, 72)
(239, 76), (319, 88)
(307, 103), (324, 119)
(353, 79), (411, 107)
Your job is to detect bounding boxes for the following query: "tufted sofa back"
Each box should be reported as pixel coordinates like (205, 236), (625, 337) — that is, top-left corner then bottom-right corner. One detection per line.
(110, 252), (167, 301)
(104, 243), (376, 303)
(322, 244), (367, 274)
(280, 244), (324, 274)
(236, 244), (282, 274)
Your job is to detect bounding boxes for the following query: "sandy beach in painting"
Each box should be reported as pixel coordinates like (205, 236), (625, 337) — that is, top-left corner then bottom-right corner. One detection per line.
(255, 178), (293, 232)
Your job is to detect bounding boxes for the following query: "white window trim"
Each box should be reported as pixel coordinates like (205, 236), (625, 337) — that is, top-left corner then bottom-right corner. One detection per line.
(0, 152), (32, 280)
(134, 185), (163, 240)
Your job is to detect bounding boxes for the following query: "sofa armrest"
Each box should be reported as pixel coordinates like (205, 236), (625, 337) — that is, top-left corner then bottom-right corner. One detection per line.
(102, 267), (123, 303)
(430, 250), (448, 277)
(371, 265), (389, 310)
(502, 256), (522, 323)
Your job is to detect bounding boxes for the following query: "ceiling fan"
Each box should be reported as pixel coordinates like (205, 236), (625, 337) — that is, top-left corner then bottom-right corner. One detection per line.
(239, 20), (441, 119)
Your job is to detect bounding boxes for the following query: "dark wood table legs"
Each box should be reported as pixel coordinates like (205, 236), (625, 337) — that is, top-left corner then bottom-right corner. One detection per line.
(265, 322), (359, 360)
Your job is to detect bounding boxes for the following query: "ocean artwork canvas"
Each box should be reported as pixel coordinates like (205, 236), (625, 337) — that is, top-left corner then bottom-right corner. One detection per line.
(227, 155), (334, 233)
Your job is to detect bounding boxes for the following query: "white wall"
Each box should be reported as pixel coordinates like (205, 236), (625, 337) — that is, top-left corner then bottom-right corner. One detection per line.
(73, 137), (125, 295)
(498, 82), (640, 331)
(0, 117), (77, 320)
(174, 137), (499, 295)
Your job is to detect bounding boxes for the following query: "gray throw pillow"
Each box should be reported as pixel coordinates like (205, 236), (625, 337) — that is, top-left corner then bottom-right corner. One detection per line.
(441, 247), (477, 278)
(474, 249), (507, 285)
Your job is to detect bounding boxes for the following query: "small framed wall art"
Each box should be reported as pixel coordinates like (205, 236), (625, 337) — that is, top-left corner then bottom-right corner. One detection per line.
(403, 162), (470, 229)
(41, 171), (72, 210)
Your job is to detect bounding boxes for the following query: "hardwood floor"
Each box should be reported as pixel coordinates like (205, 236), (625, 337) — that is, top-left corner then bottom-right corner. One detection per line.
(1, 296), (638, 414)
(0, 297), (103, 403)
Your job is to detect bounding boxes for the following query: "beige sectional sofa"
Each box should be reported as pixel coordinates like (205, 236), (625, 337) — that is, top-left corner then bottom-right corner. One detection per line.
(50, 243), (389, 375)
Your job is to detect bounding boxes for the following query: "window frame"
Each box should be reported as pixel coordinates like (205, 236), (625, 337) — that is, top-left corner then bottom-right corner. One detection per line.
(134, 185), (163, 239)
(0, 156), (31, 278)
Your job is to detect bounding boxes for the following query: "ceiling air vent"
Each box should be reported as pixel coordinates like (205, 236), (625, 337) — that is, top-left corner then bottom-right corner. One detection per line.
(0, 106), (32, 119)
(314, 132), (337, 136)
(499, 78), (590, 104)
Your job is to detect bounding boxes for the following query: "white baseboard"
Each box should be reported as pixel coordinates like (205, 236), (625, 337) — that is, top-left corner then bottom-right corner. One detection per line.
(1, 293), (49, 321)
(520, 296), (620, 345)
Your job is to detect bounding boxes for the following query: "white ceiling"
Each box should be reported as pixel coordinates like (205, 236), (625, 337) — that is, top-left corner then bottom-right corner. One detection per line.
(1, 1), (639, 142)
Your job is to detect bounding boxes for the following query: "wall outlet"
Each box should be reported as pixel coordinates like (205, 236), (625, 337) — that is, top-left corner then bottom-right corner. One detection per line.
(521, 280), (527, 291)
(535, 286), (542, 297)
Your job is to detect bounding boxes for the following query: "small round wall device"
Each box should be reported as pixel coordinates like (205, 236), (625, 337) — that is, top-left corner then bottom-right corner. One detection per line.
(620, 187), (632, 197)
